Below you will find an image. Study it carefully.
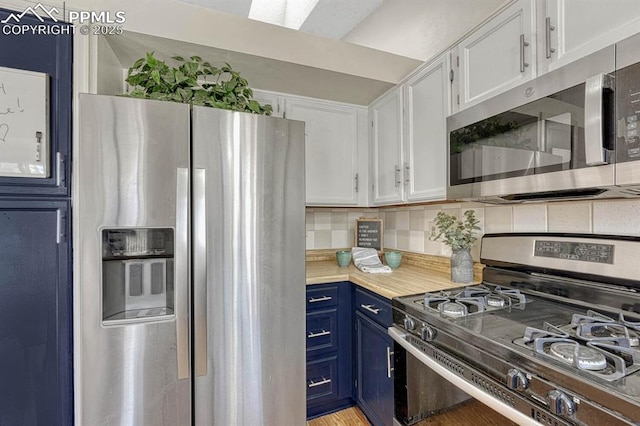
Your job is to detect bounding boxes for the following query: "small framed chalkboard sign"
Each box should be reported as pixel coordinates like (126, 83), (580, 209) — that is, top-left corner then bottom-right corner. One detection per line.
(355, 218), (383, 252)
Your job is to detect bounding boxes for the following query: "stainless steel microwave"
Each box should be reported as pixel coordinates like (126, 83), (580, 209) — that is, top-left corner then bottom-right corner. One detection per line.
(446, 33), (640, 202)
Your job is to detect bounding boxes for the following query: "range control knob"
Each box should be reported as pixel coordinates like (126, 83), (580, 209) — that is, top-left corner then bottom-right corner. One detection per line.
(421, 325), (436, 341)
(403, 316), (416, 330)
(507, 369), (529, 391)
(548, 390), (576, 416)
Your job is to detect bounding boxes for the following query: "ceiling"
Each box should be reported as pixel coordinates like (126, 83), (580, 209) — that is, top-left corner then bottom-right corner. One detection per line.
(178, 0), (385, 39)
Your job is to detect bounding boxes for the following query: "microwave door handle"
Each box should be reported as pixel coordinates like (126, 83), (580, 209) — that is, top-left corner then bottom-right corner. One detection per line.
(584, 74), (608, 166)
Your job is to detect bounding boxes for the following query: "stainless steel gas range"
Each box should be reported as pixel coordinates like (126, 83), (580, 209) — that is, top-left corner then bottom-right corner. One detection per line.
(390, 233), (640, 426)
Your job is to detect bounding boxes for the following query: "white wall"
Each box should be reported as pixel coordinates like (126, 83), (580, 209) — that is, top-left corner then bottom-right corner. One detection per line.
(343, 0), (507, 60)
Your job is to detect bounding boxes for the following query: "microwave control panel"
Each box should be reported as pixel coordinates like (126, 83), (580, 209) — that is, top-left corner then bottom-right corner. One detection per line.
(618, 62), (640, 162)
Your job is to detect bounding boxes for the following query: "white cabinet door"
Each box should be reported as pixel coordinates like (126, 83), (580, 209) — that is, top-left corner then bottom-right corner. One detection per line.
(456, 0), (535, 110)
(252, 89), (283, 117)
(541, 0), (640, 72)
(285, 98), (360, 206)
(370, 88), (404, 205)
(404, 54), (450, 202)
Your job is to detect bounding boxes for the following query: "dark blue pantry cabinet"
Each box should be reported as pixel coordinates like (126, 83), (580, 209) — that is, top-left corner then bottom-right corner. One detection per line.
(0, 8), (73, 426)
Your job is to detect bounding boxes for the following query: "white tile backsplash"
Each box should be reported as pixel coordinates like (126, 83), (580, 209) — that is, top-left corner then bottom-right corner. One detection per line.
(548, 202), (592, 233)
(513, 204), (547, 232)
(396, 210), (410, 230)
(305, 199), (640, 251)
(593, 200), (640, 235)
(484, 206), (512, 233)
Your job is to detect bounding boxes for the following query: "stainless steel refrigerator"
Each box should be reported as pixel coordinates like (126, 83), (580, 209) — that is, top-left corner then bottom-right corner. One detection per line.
(76, 94), (306, 425)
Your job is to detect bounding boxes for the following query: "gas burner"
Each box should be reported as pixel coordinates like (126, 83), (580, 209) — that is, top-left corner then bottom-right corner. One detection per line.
(440, 301), (466, 318)
(486, 294), (506, 307)
(549, 342), (608, 370)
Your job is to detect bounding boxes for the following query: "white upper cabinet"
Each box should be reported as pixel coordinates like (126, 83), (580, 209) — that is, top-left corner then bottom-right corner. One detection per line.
(540, 0), (640, 73)
(370, 88), (404, 205)
(284, 96), (363, 206)
(403, 54), (450, 202)
(251, 90), (284, 118)
(454, 0), (536, 111)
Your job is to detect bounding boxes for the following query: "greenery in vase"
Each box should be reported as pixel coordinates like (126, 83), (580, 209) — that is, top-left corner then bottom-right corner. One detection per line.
(123, 52), (272, 115)
(430, 210), (480, 251)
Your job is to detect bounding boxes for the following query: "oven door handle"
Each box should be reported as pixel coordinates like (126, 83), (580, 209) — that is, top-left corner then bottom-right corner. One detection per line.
(388, 326), (540, 426)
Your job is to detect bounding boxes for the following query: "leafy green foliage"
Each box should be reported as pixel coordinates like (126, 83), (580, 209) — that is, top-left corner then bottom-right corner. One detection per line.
(123, 52), (272, 115)
(430, 210), (480, 250)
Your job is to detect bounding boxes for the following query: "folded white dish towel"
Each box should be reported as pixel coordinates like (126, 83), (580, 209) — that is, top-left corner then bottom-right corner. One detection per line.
(352, 247), (392, 274)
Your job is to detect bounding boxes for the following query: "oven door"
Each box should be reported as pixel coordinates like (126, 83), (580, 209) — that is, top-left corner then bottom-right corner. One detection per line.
(447, 44), (615, 202)
(389, 326), (544, 426)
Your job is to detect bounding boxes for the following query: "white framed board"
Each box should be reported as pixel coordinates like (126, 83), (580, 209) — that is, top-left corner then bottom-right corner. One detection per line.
(0, 66), (50, 178)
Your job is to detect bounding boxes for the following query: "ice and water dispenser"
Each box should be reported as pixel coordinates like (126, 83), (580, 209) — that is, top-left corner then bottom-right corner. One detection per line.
(102, 228), (175, 323)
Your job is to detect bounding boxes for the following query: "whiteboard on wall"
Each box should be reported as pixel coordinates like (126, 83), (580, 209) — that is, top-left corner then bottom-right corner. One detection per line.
(0, 66), (49, 178)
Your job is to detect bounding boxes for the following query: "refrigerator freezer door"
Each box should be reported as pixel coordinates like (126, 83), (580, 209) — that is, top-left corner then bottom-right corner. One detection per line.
(192, 107), (306, 425)
(77, 95), (191, 426)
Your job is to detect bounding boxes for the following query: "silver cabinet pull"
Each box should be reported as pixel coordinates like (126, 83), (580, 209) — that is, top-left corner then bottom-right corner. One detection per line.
(309, 296), (332, 303)
(394, 165), (402, 187)
(404, 162), (410, 185)
(308, 377), (332, 388)
(308, 329), (331, 338)
(354, 173), (359, 193)
(361, 304), (380, 315)
(175, 168), (190, 380)
(387, 346), (395, 378)
(193, 168), (208, 377)
(545, 17), (556, 59)
(584, 73), (613, 166)
(520, 34), (530, 73)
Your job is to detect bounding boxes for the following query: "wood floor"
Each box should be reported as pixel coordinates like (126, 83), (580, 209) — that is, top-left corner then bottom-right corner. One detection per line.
(307, 407), (370, 426)
(307, 400), (518, 426)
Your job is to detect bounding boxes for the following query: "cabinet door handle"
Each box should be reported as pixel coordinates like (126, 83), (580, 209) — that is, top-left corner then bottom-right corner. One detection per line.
(395, 165), (402, 187)
(387, 346), (395, 378)
(361, 304), (380, 315)
(308, 377), (331, 388)
(520, 34), (530, 73)
(404, 162), (410, 185)
(354, 173), (359, 193)
(308, 296), (332, 303)
(307, 329), (331, 338)
(545, 17), (556, 59)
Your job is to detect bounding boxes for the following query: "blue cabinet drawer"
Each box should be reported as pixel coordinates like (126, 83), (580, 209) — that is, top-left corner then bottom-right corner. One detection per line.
(306, 356), (338, 403)
(354, 286), (392, 327)
(306, 309), (338, 355)
(306, 285), (339, 310)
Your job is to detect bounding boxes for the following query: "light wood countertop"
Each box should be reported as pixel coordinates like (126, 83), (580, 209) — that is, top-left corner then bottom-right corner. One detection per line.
(306, 260), (480, 299)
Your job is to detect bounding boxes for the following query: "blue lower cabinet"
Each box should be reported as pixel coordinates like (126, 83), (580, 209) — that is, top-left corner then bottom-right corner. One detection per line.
(0, 200), (72, 426)
(306, 282), (353, 419)
(355, 289), (394, 426)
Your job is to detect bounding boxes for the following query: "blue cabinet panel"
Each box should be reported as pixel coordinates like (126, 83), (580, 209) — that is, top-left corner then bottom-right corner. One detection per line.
(307, 308), (339, 356)
(0, 200), (72, 425)
(354, 286), (394, 426)
(306, 282), (353, 419)
(0, 8), (72, 196)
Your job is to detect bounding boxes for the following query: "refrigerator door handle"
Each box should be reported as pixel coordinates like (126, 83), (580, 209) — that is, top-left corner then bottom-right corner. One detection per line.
(176, 167), (190, 380)
(193, 168), (208, 377)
